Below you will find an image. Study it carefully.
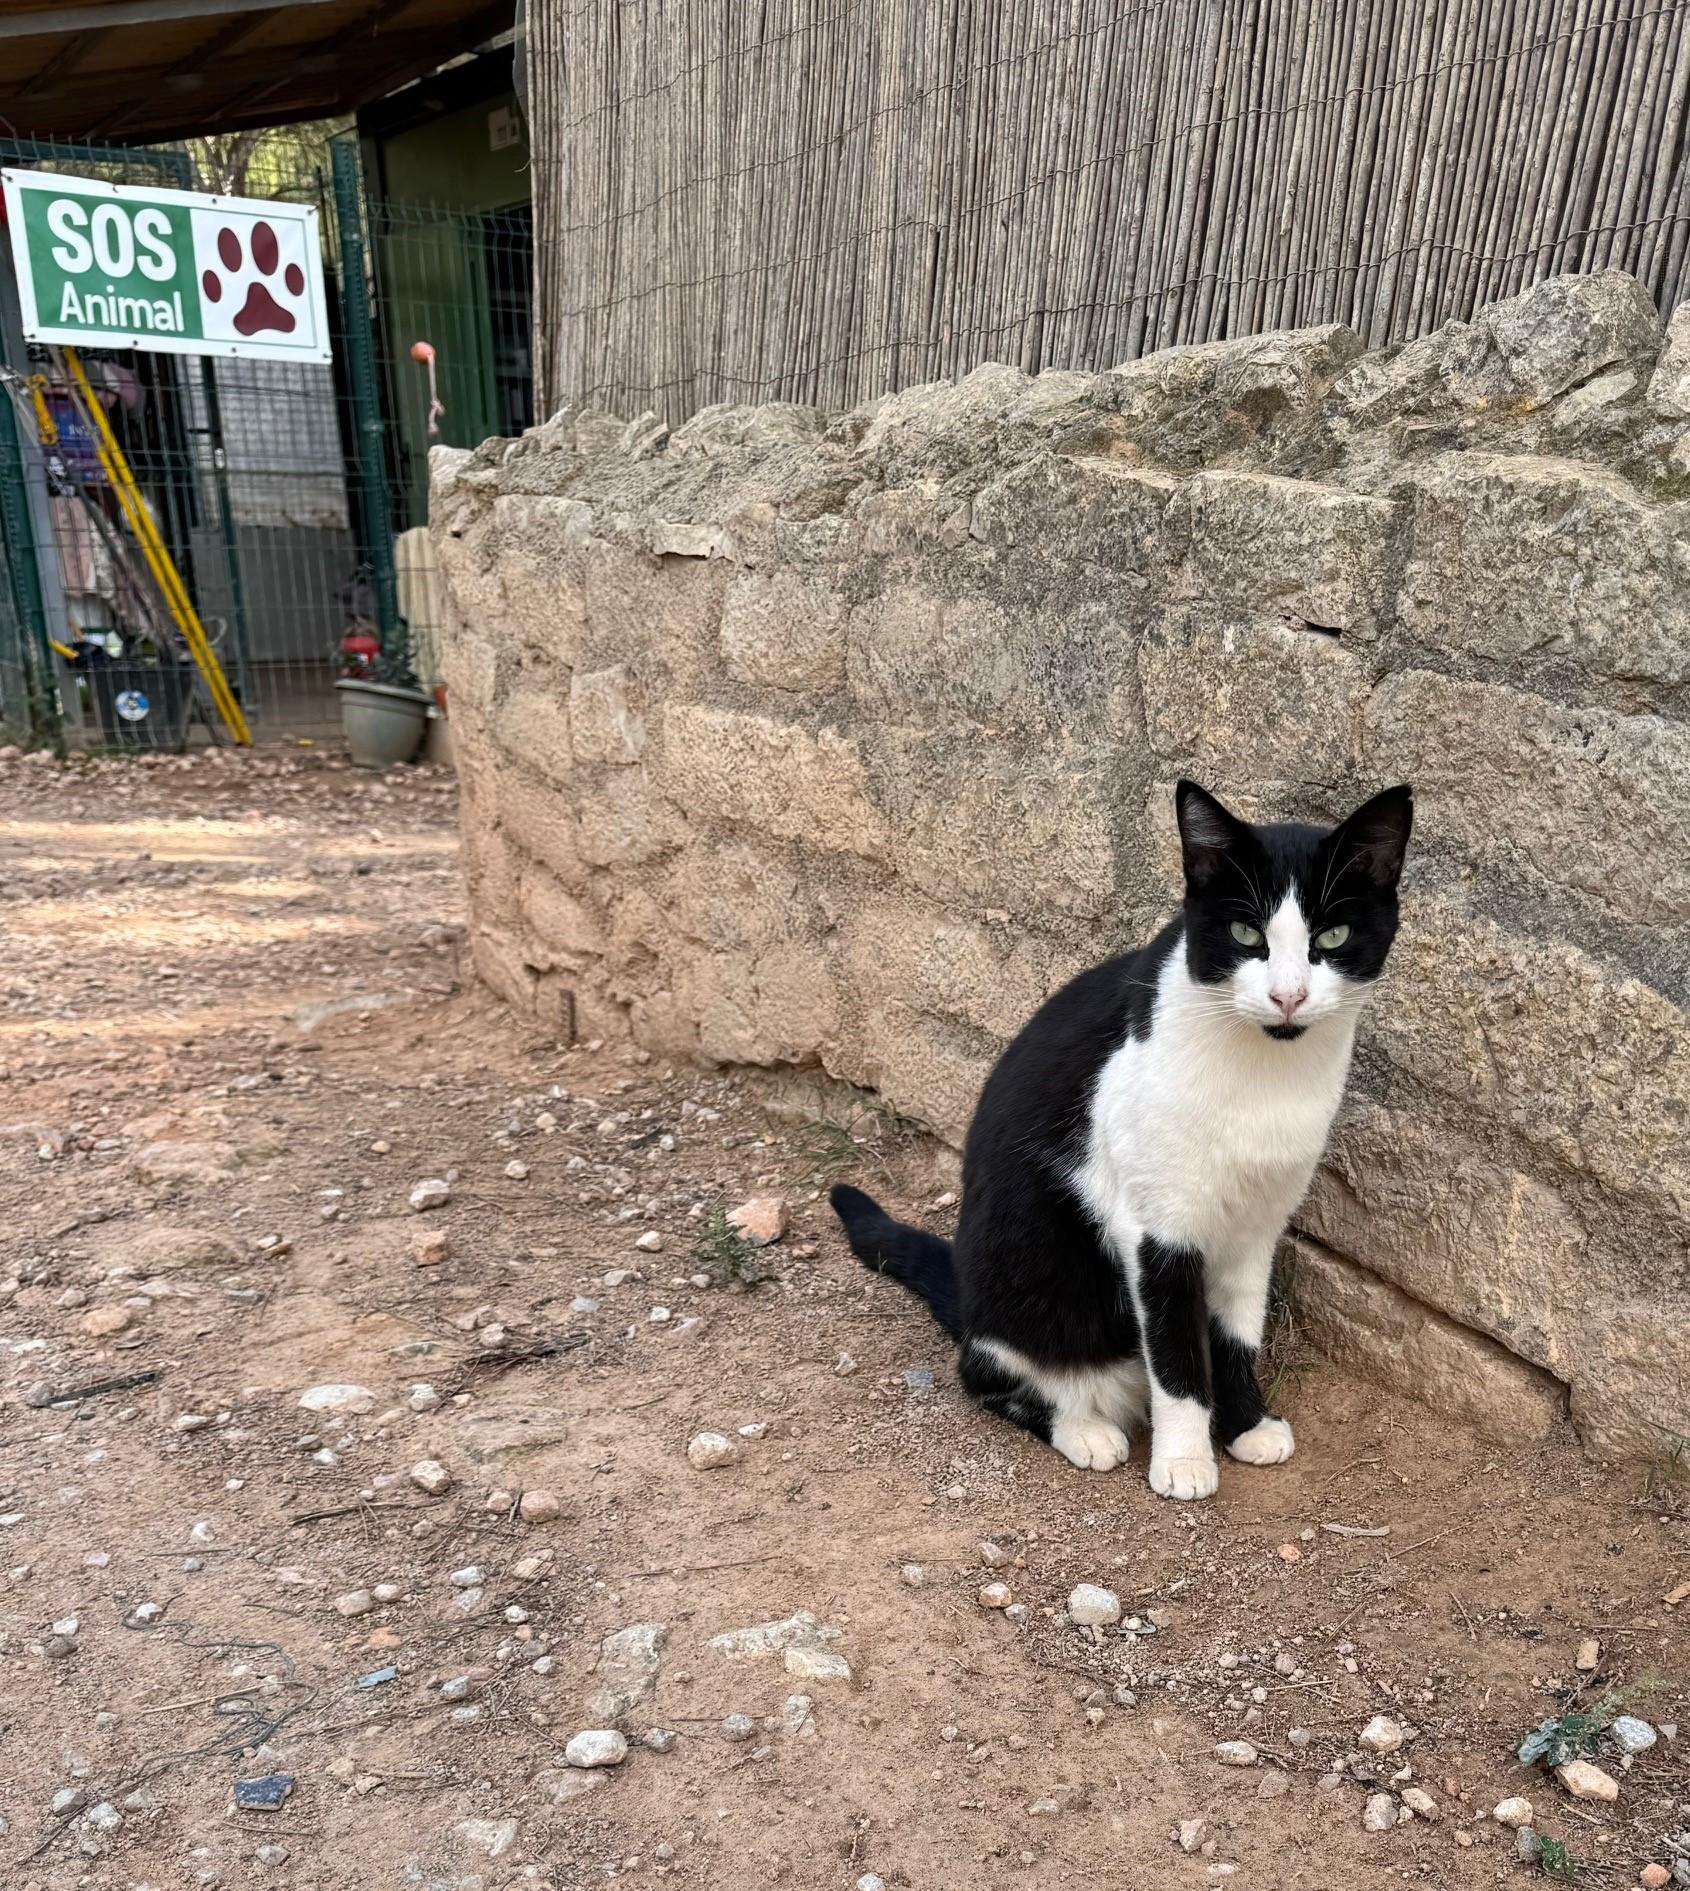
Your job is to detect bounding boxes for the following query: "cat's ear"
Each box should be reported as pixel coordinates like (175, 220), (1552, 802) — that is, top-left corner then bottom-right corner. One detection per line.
(1329, 784), (1414, 890)
(1175, 779), (1251, 889)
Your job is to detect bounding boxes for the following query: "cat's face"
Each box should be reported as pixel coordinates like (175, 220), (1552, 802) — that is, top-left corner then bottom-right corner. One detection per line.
(1174, 781), (1414, 1039)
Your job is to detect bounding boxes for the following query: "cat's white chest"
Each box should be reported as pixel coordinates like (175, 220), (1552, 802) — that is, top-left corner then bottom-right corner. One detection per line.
(1078, 1004), (1354, 1256)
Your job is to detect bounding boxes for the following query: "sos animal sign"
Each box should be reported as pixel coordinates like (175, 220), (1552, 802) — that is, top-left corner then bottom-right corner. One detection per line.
(2, 169), (331, 364)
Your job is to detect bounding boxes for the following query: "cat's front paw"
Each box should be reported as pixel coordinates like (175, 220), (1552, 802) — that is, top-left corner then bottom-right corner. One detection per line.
(1226, 1416), (1296, 1466)
(1051, 1416), (1130, 1472)
(1148, 1452), (1219, 1501)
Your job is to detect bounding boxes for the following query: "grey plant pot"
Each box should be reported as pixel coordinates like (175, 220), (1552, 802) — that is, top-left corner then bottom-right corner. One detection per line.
(336, 677), (430, 768)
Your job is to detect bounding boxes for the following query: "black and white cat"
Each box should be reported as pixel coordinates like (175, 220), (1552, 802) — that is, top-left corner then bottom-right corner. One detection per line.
(832, 779), (1413, 1500)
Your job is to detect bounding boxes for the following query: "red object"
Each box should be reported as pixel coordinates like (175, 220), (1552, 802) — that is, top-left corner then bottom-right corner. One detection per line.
(340, 627), (380, 677)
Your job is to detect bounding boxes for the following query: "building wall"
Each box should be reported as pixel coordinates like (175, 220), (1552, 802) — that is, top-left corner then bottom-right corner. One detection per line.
(430, 269), (1690, 1461)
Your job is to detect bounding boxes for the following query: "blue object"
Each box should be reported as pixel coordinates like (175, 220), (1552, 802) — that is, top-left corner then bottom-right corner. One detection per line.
(357, 1665), (398, 1689)
(233, 1773), (294, 1811)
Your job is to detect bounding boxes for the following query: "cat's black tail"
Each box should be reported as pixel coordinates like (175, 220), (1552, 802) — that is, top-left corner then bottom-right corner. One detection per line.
(829, 1183), (962, 1339)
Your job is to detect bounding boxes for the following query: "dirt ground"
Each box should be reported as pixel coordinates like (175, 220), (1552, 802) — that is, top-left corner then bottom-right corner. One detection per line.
(1, 747), (1686, 1891)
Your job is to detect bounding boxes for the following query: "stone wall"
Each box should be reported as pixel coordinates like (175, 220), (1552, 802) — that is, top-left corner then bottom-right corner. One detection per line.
(431, 269), (1690, 1462)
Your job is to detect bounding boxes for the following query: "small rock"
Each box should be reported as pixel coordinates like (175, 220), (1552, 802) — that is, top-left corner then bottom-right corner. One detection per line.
(519, 1488), (561, 1522)
(1277, 1543), (1302, 1563)
(1611, 1714), (1657, 1754)
(1401, 1787), (1439, 1820)
(298, 1383), (375, 1416)
(979, 1583), (1013, 1609)
(1642, 1866), (1673, 1890)
(834, 1352), (858, 1375)
(564, 1729), (629, 1769)
(1358, 1714), (1406, 1755)
(408, 1178), (451, 1212)
(1556, 1759), (1619, 1801)
(504, 1160), (529, 1181)
(255, 1843), (289, 1867)
(333, 1589), (374, 1617)
(1067, 1583), (1121, 1627)
(1257, 1769), (1291, 1800)
(727, 1197), (787, 1246)
(83, 1802), (122, 1832)
(1493, 1797), (1534, 1828)
(233, 1774), (294, 1811)
(439, 1674), (477, 1701)
(979, 1540), (1012, 1568)
(1287, 1727), (1312, 1749)
(721, 1713), (756, 1743)
(1576, 1637), (1601, 1671)
(571, 1295), (600, 1313)
(1516, 1827), (1544, 1865)
(1214, 1741), (1258, 1767)
(635, 1230), (664, 1252)
(900, 1563), (927, 1586)
(81, 1307), (132, 1337)
(1179, 1818), (1207, 1853)
(409, 1459), (452, 1495)
(783, 1644), (851, 1683)
(686, 1431), (736, 1470)
(408, 1384), (441, 1412)
(603, 1268), (632, 1287)
(643, 1728), (676, 1753)
(450, 1565), (484, 1587)
(457, 1816), (518, 1859)
(1362, 1793), (1398, 1832)
(412, 1231), (450, 1266)
(857, 1877), (887, 1891)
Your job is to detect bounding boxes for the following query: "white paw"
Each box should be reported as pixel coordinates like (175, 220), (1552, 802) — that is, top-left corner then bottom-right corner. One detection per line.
(1226, 1416), (1296, 1466)
(1051, 1417), (1131, 1472)
(1149, 1453), (1220, 1501)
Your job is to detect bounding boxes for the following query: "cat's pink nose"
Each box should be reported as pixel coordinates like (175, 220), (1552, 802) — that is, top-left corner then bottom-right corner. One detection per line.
(1272, 987), (1308, 1022)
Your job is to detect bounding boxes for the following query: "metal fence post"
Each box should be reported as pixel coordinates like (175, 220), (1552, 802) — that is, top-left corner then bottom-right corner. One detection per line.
(330, 138), (402, 671)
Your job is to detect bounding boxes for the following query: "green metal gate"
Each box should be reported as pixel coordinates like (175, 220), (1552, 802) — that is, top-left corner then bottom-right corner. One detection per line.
(0, 129), (533, 748)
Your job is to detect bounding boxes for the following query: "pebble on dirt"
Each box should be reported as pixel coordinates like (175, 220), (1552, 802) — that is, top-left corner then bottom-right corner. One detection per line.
(1611, 1714), (1657, 1753)
(333, 1589), (374, 1617)
(412, 1230), (450, 1266)
(1067, 1582), (1121, 1626)
(1214, 1742), (1258, 1766)
(298, 1383), (375, 1415)
(1493, 1797), (1534, 1828)
(642, 1729), (677, 1753)
(727, 1196), (787, 1246)
(565, 1729), (629, 1769)
(1400, 1787), (1439, 1820)
(979, 1582), (1013, 1609)
(409, 1458), (452, 1494)
(721, 1713), (756, 1742)
(519, 1488), (561, 1521)
(635, 1230), (664, 1251)
(233, 1774), (295, 1811)
(1358, 1714), (1407, 1755)
(1556, 1759), (1620, 1801)
(1362, 1793), (1398, 1832)
(687, 1431), (736, 1470)
(1641, 1867), (1672, 1889)
(1576, 1636), (1601, 1670)
(408, 1178), (451, 1212)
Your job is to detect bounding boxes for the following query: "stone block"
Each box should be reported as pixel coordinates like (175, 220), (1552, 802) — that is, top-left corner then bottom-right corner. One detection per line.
(519, 865), (605, 966)
(677, 942), (840, 1067)
(570, 665), (646, 765)
(496, 688), (573, 786)
(1365, 671), (1690, 922)
(721, 572), (847, 691)
(867, 731), (1122, 920)
(1301, 1102), (1686, 1459)
(491, 495), (594, 665)
(852, 1002), (994, 1145)
(1140, 608), (1368, 778)
(1179, 470), (1397, 632)
(1395, 454), (1690, 685)
(840, 901), (1053, 1043)
(1371, 893), (1690, 1222)
(1646, 302), (1690, 417)
(497, 771), (587, 887)
(580, 540), (723, 684)
(576, 768), (666, 867)
(1286, 1237), (1566, 1443)
(659, 841), (820, 953)
(970, 455), (1183, 576)
(660, 705), (888, 856)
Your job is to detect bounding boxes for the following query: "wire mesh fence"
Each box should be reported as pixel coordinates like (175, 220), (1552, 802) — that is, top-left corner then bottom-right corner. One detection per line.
(527, 0), (1690, 421)
(0, 130), (533, 748)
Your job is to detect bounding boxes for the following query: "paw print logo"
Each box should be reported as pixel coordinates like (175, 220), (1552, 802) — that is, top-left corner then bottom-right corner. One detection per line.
(192, 213), (312, 344)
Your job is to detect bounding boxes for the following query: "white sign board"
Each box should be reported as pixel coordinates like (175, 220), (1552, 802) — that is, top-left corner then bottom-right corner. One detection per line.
(2, 167), (332, 363)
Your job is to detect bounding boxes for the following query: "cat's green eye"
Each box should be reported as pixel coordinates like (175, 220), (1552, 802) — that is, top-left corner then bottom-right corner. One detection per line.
(1229, 921), (1263, 947)
(1315, 924), (1351, 950)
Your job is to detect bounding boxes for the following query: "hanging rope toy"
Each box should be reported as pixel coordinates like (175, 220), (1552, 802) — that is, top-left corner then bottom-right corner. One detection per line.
(410, 340), (444, 437)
